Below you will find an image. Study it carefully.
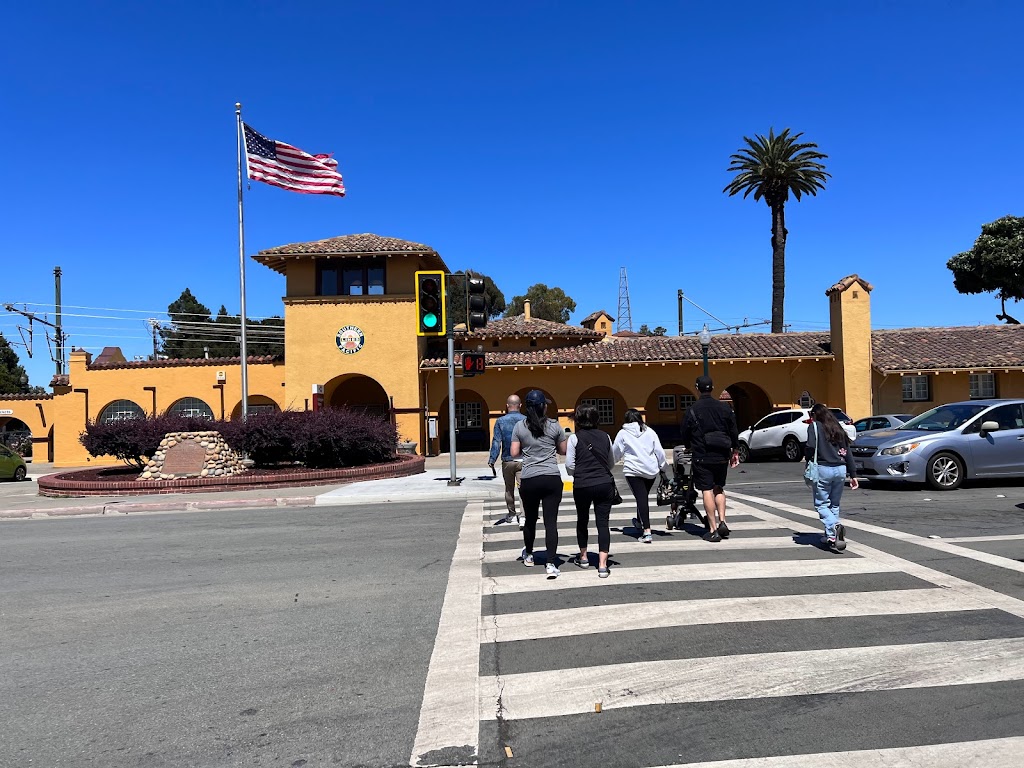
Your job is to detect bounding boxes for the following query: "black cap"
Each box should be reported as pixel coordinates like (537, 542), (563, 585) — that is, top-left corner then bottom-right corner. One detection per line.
(696, 375), (714, 393)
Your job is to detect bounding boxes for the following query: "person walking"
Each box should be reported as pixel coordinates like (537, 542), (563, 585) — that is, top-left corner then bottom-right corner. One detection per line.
(805, 403), (859, 553)
(566, 404), (616, 578)
(613, 409), (668, 543)
(680, 375), (740, 542)
(511, 390), (568, 577)
(488, 394), (527, 527)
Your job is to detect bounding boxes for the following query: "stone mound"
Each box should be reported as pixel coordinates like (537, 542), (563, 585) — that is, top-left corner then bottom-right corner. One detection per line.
(138, 431), (247, 481)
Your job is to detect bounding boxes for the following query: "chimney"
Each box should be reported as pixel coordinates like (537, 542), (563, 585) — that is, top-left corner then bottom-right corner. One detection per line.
(524, 300), (531, 320)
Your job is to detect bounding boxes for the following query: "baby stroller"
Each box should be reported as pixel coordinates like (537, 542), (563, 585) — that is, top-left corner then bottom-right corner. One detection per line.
(658, 445), (707, 531)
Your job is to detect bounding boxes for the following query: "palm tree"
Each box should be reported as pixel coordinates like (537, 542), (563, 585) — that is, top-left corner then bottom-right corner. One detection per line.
(724, 128), (830, 333)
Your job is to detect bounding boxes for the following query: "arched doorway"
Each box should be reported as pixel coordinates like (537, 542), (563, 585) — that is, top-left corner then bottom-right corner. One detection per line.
(438, 389), (489, 452)
(575, 386), (627, 438)
(643, 384), (697, 446)
(230, 395), (281, 421)
(0, 417), (32, 458)
(513, 387), (559, 420)
(725, 381), (773, 432)
(326, 374), (389, 417)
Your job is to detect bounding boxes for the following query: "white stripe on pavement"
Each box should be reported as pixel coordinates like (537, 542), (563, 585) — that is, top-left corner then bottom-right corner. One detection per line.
(652, 736), (1024, 768)
(482, 519), (788, 543)
(479, 587), (988, 643)
(942, 534), (1024, 543)
(486, 557), (898, 595)
(409, 501), (484, 767)
(486, 637), (1024, 720)
(482, 535), (809, 562)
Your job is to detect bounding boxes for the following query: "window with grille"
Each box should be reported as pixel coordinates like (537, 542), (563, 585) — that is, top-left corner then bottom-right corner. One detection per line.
(455, 402), (483, 429)
(168, 397), (214, 419)
(658, 395), (676, 411)
(902, 375), (931, 402)
(99, 399), (145, 423)
(680, 394), (696, 411)
(969, 373), (996, 399)
(581, 398), (614, 425)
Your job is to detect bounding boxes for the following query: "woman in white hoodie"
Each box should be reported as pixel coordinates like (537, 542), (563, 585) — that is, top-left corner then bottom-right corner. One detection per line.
(612, 409), (668, 543)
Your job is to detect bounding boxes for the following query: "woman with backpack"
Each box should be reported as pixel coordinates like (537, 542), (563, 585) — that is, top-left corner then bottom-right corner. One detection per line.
(565, 403), (616, 578)
(613, 409), (668, 544)
(805, 403), (860, 553)
(511, 390), (568, 577)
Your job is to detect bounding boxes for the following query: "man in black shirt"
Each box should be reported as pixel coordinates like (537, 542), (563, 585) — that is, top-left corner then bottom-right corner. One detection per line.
(680, 375), (740, 542)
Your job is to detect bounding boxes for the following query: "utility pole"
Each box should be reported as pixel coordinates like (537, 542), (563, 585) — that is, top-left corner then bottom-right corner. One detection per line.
(147, 319), (160, 360)
(53, 267), (64, 375)
(677, 289), (683, 336)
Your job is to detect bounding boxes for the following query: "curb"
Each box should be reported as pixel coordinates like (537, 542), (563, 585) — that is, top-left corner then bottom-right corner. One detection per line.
(0, 495), (318, 519)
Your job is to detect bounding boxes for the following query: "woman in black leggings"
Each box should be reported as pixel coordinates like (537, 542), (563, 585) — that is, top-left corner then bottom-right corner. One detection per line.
(565, 404), (616, 578)
(613, 409), (668, 543)
(511, 390), (568, 577)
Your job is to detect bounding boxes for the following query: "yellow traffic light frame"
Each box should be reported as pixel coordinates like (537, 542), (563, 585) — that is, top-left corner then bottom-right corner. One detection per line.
(415, 270), (447, 337)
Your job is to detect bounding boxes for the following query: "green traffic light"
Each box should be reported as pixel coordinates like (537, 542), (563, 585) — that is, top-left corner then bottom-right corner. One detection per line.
(423, 313), (439, 329)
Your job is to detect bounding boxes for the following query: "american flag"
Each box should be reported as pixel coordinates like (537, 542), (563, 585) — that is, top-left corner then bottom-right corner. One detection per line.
(243, 123), (346, 197)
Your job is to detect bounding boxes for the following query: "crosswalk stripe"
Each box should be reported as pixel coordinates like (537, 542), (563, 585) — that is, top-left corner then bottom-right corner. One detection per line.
(482, 535), (810, 562)
(649, 736), (1024, 768)
(486, 557), (897, 595)
(483, 637), (1024, 720)
(479, 587), (989, 643)
(483, 520), (787, 543)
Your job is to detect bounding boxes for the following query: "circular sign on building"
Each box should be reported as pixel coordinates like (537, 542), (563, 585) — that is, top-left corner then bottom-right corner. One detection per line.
(336, 325), (365, 355)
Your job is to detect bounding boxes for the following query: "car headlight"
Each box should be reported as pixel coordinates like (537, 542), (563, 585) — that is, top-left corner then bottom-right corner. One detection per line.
(880, 442), (921, 456)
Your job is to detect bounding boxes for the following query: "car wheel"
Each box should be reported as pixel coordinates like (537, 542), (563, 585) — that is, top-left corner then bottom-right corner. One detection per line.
(13, 466), (27, 481)
(926, 452), (964, 491)
(737, 442), (750, 463)
(782, 437), (802, 462)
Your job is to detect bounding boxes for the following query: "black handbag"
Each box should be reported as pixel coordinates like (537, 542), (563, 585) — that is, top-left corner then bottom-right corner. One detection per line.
(611, 485), (623, 505)
(655, 470), (673, 506)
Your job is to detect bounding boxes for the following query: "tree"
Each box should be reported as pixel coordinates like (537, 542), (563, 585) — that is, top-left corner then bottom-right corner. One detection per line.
(446, 271), (507, 326)
(505, 284), (577, 323)
(637, 324), (667, 336)
(724, 128), (831, 333)
(947, 215), (1024, 324)
(0, 333), (31, 394)
(159, 289), (285, 359)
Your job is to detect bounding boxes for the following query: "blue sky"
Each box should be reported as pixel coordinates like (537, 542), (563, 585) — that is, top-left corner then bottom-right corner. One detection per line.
(3, 1), (1022, 387)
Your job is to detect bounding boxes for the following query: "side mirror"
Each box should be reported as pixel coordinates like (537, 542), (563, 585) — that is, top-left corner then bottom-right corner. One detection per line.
(980, 420), (1000, 435)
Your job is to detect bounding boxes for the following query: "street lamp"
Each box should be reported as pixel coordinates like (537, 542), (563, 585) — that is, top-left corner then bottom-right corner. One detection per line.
(699, 324), (711, 377)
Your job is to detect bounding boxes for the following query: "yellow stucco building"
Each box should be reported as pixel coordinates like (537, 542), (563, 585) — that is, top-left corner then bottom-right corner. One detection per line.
(3, 234), (1024, 467)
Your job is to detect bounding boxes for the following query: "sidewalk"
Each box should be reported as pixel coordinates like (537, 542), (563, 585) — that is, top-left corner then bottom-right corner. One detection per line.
(1, 453), (514, 519)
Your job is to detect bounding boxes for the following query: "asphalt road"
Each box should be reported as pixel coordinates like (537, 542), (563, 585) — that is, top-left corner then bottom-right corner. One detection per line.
(1, 501), (462, 768)
(3, 461), (1022, 767)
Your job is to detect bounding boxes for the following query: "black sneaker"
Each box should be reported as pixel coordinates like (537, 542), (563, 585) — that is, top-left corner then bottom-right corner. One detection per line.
(835, 524), (847, 551)
(827, 537), (842, 553)
(717, 521), (731, 539)
(702, 530), (722, 543)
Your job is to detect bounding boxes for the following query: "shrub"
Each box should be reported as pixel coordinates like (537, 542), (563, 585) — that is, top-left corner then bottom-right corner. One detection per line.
(80, 408), (397, 470)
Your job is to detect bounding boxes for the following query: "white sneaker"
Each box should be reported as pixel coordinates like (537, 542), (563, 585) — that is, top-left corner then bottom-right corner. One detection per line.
(545, 563), (560, 578)
(516, 515), (524, 530)
(522, 548), (535, 566)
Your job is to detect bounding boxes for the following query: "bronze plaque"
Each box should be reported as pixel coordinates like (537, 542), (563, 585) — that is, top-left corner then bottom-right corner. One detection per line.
(162, 440), (206, 476)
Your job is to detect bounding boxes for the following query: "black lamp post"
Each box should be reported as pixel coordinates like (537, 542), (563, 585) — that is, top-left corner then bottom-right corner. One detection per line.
(699, 324), (711, 378)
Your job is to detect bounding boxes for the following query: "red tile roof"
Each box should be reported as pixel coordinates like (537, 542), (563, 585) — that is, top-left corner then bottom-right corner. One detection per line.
(826, 274), (874, 296)
(459, 314), (605, 340)
(253, 233), (447, 275)
(872, 324), (1024, 373)
(88, 355), (283, 371)
(0, 392), (54, 401)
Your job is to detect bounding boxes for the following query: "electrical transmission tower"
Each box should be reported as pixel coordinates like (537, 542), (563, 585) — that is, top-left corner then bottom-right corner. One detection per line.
(617, 267), (633, 333)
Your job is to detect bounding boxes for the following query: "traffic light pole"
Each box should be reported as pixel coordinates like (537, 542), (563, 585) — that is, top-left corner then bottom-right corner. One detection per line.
(446, 333), (462, 486)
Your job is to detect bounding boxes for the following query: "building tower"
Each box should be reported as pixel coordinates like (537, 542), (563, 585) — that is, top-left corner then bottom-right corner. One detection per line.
(617, 267), (633, 333)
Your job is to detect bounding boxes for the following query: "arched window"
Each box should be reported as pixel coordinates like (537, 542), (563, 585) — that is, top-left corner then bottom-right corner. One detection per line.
(99, 400), (145, 423)
(168, 397), (214, 420)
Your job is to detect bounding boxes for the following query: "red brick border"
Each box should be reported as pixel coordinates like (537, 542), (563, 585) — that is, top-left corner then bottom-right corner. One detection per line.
(36, 455), (425, 498)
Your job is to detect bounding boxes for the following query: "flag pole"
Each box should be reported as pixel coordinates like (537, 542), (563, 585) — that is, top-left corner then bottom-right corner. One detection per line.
(235, 102), (249, 420)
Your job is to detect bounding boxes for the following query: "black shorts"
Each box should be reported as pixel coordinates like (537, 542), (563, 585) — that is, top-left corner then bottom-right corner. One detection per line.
(692, 462), (728, 491)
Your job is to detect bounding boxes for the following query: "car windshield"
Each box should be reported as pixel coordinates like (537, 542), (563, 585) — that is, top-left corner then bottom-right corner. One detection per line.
(898, 404), (988, 432)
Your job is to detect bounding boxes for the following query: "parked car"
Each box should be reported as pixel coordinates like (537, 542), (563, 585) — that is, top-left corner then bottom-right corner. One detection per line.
(0, 444), (28, 481)
(854, 414), (914, 433)
(850, 399), (1024, 490)
(738, 408), (857, 462)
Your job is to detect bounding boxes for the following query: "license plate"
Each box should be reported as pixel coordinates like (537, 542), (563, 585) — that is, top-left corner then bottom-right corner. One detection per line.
(854, 461), (865, 469)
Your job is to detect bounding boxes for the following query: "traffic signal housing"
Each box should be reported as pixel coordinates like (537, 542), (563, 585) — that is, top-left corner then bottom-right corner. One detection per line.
(416, 271), (446, 336)
(467, 272), (487, 331)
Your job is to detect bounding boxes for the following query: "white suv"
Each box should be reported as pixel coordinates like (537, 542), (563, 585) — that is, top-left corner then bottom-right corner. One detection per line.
(738, 408), (856, 463)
